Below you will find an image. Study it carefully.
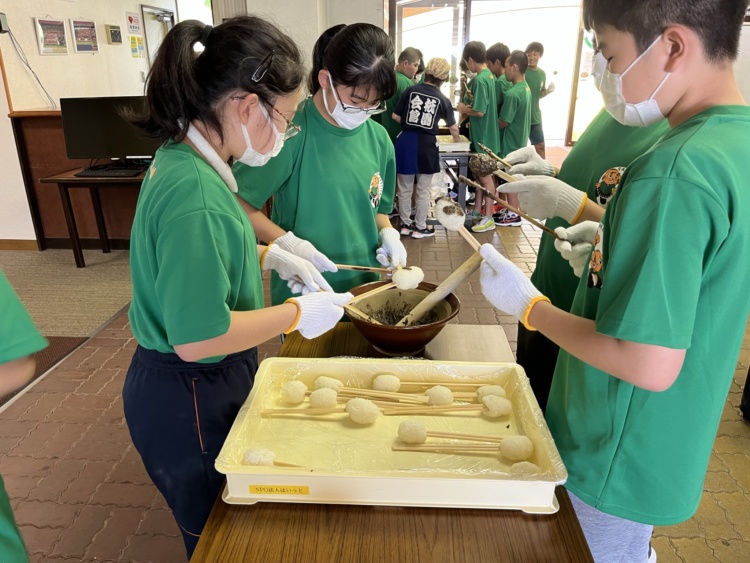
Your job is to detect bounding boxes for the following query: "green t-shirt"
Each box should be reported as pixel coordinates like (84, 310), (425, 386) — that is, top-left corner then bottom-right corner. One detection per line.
(0, 272), (45, 561)
(379, 71), (414, 144)
(0, 271), (47, 364)
(128, 141), (264, 363)
(525, 67), (546, 125)
(494, 73), (511, 112)
(546, 106), (750, 525)
(468, 68), (500, 154)
(532, 109), (669, 312)
(234, 97), (396, 305)
(498, 81), (531, 156)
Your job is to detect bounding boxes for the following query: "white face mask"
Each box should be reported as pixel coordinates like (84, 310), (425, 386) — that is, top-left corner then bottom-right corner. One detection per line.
(599, 36), (671, 127)
(238, 103), (284, 167)
(591, 52), (608, 91)
(322, 73), (375, 130)
(465, 70), (477, 81)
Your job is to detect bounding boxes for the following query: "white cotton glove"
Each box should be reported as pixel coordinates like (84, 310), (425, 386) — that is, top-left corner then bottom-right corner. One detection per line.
(504, 147), (556, 177)
(376, 227), (408, 269)
(262, 244), (334, 294)
(479, 244), (549, 330)
(546, 82), (555, 94)
(285, 291), (352, 339)
(274, 232), (337, 273)
(499, 174), (587, 223)
(553, 221), (599, 278)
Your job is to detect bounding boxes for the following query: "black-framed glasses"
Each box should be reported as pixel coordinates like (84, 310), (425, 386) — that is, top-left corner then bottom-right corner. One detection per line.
(251, 50), (274, 83)
(231, 95), (301, 141)
(329, 75), (386, 115)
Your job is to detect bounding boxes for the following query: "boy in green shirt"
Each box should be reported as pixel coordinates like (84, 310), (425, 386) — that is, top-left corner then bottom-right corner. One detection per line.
(456, 41), (501, 233)
(495, 50), (532, 227)
(378, 47), (421, 144)
(0, 271), (48, 562)
(478, 0), (750, 560)
(524, 42), (555, 159)
(486, 43), (511, 113)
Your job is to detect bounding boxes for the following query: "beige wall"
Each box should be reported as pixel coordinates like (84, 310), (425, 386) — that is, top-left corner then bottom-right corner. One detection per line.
(0, 0), (385, 241)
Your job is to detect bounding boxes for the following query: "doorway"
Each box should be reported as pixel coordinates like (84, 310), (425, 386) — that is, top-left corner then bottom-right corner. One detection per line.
(141, 5), (176, 66)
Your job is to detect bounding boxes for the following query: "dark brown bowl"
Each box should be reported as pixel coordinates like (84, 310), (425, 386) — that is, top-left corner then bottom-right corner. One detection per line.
(347, 281), (460, 356)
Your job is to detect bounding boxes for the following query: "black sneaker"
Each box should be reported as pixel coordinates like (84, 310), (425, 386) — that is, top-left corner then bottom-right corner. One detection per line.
(411, 227), (435, 239)
(495, 211), (522, 227)
(493, 210), (507, 225)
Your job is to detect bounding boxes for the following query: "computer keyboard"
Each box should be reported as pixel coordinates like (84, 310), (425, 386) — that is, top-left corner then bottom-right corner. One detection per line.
(75, 167), (144, 178)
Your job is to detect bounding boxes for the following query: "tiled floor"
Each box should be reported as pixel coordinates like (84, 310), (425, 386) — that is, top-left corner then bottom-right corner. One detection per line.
(1, 148), (749, 561)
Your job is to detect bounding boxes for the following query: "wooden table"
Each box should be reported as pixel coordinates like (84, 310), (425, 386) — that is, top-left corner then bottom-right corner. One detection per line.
(192, 324), (593, 562)
(39, 168), (144, 267)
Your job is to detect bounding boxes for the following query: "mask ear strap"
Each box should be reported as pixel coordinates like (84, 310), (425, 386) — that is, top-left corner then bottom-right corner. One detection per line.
(648, 72), (671, 101)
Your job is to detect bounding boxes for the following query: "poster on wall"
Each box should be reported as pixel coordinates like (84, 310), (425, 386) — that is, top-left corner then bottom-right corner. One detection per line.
(71, 20), (99, 53)
(34, 18), (68, 55)
(130, 35), (139, 57)
(126, 11), (143, 35)
(137, 36), (145, 58)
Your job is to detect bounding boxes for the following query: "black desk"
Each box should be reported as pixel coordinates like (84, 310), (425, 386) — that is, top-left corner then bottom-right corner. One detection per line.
(40, 168), (144, 267)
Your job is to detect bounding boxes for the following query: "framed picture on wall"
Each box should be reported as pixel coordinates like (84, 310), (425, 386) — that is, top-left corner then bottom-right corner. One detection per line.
(34, 18), (68, 55)
(71, 19), (99, 52)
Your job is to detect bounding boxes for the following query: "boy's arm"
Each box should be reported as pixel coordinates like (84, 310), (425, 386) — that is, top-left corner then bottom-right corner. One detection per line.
(0, 356), (36, 397)
(498, 92), (519, 129)
(479, 244), (685, 392)
(528, 302), (685, 391)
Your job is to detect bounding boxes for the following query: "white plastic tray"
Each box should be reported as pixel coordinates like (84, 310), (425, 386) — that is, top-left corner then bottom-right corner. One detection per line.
(215, 358), (567, 514)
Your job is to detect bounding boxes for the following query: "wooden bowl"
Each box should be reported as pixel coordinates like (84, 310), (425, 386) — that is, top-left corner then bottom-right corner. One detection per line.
(348, 281), (460, 356)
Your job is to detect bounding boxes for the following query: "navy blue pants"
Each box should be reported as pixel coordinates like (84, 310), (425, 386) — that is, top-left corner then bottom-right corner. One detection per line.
(123, 345), (257, 559)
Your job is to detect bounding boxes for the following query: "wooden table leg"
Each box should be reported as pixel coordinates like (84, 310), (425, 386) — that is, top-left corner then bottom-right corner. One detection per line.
(58, 184), (85, 268)
(89, 187), (111, 253)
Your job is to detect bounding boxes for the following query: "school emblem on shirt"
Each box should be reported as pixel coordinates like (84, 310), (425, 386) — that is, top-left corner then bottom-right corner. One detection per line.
(368, 172), (383, 208)
(406, 92), (440, 130)
(587, 223), (605, 289)
(594, 167), (625, 206)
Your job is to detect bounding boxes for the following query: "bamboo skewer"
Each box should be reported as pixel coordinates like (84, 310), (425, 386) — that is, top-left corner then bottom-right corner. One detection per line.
(393, 444), (501, 453)
(396, 252), (482, 326)
(336, 263), (410, 274)
(273, 460), (304, 468)
(383, 404), (486, 416)
(262, 407), (346, 417)
(424, 430), (503, 443)
(343, 304), (383, 325)
(459, 175), (561, 239)
(336, 388), (430, 404)
(398, 381), (487, 388)
(347, 282), (397, 305)
(477, 142), (513, 169)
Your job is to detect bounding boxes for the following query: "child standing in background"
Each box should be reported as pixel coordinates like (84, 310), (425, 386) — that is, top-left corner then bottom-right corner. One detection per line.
(525, 41), (555, 159)
(457, 41), (500, 233)
(392, 58), (460, 239)
(495, 50), (532, 227)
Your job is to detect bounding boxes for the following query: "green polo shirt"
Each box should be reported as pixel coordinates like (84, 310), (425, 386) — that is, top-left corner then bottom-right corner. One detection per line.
(532, 109), (669, 312)
(128, 141), (264, 363)
(468, 68), (500, 154)
(498, 81), (531, 156)
(525, 67), (546, 125)
(234, 97), (396, 305)
(547, 106), (750, 525)
(379, 71), (414, 144)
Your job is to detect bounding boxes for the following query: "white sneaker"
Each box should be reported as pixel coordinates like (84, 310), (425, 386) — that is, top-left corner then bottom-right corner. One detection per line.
(471, 216), (495, 232)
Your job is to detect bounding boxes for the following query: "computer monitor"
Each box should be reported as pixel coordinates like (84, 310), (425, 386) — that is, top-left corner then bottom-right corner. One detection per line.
(60, 96), (161, 161)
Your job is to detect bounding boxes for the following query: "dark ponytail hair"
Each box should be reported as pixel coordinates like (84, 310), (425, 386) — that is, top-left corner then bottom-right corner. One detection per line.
(309, 23), (396, 101)
(131, 17), (305, 143)
(309, 24), (346, 94)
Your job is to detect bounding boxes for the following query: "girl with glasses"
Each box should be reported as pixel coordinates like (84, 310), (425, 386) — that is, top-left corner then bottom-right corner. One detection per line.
(234, 23), (408, 306)
(123, 17), (351, 558)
